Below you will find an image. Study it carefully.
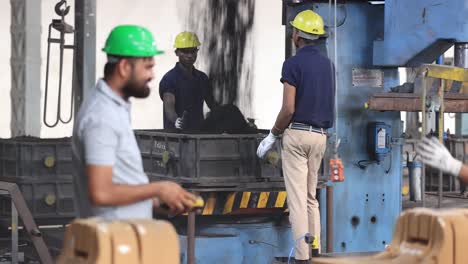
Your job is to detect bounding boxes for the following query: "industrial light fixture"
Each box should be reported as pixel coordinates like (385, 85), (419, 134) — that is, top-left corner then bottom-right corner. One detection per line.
(285, 0), (303, 4)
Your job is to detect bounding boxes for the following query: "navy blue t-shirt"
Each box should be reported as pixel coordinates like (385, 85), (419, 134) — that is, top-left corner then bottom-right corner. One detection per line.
(159, 63), (212, 130)
(280, 45), (335, 129)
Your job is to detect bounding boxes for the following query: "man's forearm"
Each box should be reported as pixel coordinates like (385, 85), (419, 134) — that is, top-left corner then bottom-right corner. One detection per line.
(162, 93), (178, 122)
(164, 104), (178, 122)
(90, 182), (160, 206)
(272, 108), (293, 135)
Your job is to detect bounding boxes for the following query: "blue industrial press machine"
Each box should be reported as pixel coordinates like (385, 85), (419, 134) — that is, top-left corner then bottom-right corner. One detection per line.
(160, 1), (468, 262)
(3, 1), (468, 263)
(279, 0), (468, 256)
(175, 0), (468, 262)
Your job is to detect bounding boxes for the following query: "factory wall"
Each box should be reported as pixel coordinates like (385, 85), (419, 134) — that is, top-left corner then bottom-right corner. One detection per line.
(0, 0), (285, 138)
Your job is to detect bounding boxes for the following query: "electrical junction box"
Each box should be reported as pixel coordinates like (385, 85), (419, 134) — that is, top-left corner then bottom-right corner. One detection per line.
(368, 122), (391, 163)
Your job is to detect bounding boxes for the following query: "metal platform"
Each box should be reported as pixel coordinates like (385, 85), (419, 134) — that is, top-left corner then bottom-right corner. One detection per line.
(367, 64), (468, 112)
(366, 93), (468, 112)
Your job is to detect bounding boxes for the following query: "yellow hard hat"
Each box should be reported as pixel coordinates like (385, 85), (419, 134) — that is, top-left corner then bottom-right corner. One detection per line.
(174, 31), (201, 49)
(290, 10), (326, 36)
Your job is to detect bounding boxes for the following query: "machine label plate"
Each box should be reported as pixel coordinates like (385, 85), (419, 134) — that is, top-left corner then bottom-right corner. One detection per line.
(352, 68), (384, 87)
(378, 128), (386, 148)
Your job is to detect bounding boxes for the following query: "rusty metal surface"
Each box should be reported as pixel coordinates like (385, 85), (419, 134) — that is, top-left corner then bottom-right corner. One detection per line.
(367, 93), (468, 112)
(0, 181), (53, 264)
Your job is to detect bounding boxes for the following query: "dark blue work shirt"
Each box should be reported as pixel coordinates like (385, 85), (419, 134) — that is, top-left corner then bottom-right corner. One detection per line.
(159, 63), (211, 130)
(280, 45), (335, 129)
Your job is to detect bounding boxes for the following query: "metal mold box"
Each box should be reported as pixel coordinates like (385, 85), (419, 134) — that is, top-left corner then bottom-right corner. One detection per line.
(135, 130), (284, 190)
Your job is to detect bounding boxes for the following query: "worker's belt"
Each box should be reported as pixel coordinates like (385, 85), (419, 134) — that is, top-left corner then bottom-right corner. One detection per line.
(289, 122), (326, 135)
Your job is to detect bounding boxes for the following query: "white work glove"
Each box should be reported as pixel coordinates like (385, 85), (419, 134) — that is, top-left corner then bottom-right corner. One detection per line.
(416, 137), (462, 177)
(175, 117), (183, 129)
(257, 132), (279, 159)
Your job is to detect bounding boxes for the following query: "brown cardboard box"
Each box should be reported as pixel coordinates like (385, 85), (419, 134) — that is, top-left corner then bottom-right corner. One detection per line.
(57, 218), (113, 264)
(57, 219), (180, 264)
(314, 208), (468, 264)
(108, 222), (140, 264)
(127, 220), (180, 264)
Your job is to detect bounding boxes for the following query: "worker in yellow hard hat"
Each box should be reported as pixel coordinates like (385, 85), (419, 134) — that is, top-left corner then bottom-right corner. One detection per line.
(159, 31), (216, 131)
(289, 9), (326, 39)
(257, 10), (334, 263)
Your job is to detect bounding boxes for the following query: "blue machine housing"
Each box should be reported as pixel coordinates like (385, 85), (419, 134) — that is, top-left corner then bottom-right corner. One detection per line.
(307, 0), (467, 254)
(287, 2), (403, 253)
(374, 0), (468, 66)
(176, 1), (468, 262)
(367, 122), (392, 162)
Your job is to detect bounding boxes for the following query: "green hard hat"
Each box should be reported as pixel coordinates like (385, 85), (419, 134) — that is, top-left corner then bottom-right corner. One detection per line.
(102, 25), (164, 57)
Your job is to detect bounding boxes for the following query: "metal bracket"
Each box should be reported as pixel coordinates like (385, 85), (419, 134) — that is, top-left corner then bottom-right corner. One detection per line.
(391, 137), (405, 146)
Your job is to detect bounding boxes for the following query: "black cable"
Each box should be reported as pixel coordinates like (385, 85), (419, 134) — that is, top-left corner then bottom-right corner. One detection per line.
(355, 160), (378, 170)
(385, 152), (392, 174)
(248, 240), (279, 249)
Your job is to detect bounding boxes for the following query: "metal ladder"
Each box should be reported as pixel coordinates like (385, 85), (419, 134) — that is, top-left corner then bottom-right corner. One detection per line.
(0, 182), (53, 264)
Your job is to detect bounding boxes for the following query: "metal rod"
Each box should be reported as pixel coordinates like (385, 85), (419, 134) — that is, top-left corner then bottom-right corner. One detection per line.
(187, 211), (196, 264)
(408, 162), (422, 201)
(326, 185), (333, 253)
(438, 79), (445, 208)
(57, 30), (65, 122)
(43, 24), (60, 128)
(454, 43), (468, 193)
(421, 70), (427, 207)
(11, 201), (18, 264)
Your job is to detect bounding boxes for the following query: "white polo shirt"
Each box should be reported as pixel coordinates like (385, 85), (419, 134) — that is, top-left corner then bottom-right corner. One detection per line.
(72, 79), (152, 219)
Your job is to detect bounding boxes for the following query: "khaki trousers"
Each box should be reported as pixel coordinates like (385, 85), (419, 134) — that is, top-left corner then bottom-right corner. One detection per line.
(282, 128), (327, 260)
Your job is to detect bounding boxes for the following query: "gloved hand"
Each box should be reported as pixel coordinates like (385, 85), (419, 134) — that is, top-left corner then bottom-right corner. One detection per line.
(416, 137), (462, 177)
(175, 117), (183, 129)
(257, 132), (279, 159)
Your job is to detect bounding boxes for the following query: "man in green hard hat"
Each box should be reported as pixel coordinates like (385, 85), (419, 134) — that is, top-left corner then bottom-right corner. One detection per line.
(72, 25), (196, 220)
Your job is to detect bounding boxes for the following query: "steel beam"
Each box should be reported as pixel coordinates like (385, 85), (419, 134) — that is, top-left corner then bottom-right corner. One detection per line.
(10, 0), (42, 137)
(423, 64), (468, 82)
(454, 44), (468, 136)
(73, 0), (96, 112)
(366, 93), (468, 113)
(454, 43), (468, 194)
(72, 0), (96, 217)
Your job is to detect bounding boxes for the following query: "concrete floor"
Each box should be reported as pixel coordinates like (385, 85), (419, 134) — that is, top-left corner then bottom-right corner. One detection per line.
(403, 192), (468, 210)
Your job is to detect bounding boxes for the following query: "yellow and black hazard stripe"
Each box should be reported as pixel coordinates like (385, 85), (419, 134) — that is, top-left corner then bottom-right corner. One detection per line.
(192, 191), (288, 215)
